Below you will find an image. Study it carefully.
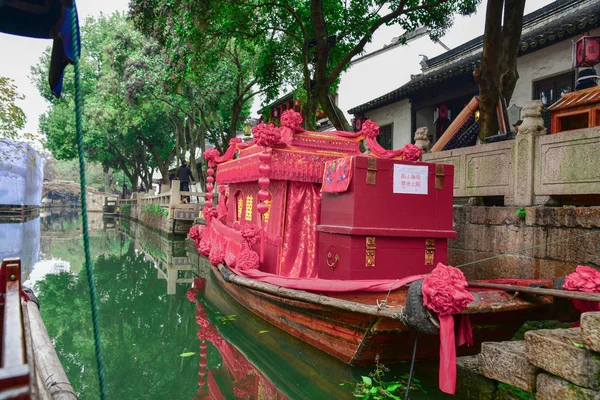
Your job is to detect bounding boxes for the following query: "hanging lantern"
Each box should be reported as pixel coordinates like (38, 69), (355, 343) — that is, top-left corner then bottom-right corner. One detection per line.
(353, 117), (364, 131)
(573, 36), (600, 68)
(243, 121), (252, 137)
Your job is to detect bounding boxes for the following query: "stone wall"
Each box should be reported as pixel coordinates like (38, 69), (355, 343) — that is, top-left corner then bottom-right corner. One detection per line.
(452, 206), (600, 281)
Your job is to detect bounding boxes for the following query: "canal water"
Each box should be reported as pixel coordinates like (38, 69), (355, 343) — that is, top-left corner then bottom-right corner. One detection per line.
(6, 212), (455, 399)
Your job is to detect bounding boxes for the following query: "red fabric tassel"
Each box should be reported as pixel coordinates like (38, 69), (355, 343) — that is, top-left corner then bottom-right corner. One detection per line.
(438, 315), (456, 394)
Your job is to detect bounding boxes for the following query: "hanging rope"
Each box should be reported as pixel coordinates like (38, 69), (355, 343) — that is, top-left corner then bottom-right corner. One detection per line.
(70, 4), (107, 399)
(457, 229), (600, 268)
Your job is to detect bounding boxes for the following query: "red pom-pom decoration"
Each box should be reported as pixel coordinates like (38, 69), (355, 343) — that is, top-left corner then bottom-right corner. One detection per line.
(209, 246), (225, 266)
(240, 223), (261, 246)
(422, 263), (474, 315)
(197, 237), (212, 257)
(203, 148), (221, 164)
(361, 120), (380, 139)
(202, 207), (218, 221)
(563, 266), (600, 313)
(401, 143), (422, 161)
(236, 248), (260, 270)
(252, 123), (281, 148)
(280, 110), (303, 131)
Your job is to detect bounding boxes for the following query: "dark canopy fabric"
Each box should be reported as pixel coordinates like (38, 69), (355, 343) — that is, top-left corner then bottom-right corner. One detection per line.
(0, 0), (80, 97)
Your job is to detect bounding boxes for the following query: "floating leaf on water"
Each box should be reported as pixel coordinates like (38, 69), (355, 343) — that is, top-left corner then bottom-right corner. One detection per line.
(258, 330), (269, 334)
(179, 352), (195, 357)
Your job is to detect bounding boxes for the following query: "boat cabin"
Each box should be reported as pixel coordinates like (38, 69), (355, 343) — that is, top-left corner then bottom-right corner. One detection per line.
(215, 129), (456, 280)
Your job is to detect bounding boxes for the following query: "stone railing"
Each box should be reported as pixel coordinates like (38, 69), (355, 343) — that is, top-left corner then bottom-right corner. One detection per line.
(422, 126), (600, 206)
(115, 180), (206, 210)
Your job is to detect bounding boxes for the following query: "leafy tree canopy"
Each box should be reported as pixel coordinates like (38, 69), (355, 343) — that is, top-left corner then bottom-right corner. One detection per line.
(130, 0), (479, 130)
(0, 76), (27, 139)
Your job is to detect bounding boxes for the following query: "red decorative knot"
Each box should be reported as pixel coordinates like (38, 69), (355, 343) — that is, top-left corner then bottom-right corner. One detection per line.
(186, 289), (197, 303)
(189, 225), (206, 247)
(199, 349), (208, 357)
(280, 110), (303, 131)
(236, 248), (260, 270)
(422, 263), (473, 315)
(252, 123), (281, 148)
(200, 343), (207, 349)
(563, 266), (600, 313)
(197, 236), (212, 257)
(198, 377), (207, 386)
(401, 143), (422, 161)
(360, 120), (380, 139)
(240, 223), (261, 247)
(208, 246), (225, 266)
(201, 207), (218, 221)
(203, 148), (221, 166)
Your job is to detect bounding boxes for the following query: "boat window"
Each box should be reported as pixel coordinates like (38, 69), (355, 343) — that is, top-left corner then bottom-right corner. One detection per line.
(234, 190), (243, 222)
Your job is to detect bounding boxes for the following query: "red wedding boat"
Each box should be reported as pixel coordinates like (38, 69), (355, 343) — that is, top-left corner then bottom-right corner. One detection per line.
(188, 110), (562, 369)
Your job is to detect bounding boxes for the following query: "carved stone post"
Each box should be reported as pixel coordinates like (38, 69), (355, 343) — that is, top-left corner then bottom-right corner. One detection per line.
(510, 100), (546, 206)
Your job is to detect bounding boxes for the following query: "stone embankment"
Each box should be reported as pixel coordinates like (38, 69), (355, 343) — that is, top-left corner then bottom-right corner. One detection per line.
(451, 206), (600, 280)
(456, 311), (600, 399)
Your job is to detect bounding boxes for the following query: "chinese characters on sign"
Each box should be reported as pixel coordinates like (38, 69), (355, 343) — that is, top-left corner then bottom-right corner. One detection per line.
(393, 164), (428, 195)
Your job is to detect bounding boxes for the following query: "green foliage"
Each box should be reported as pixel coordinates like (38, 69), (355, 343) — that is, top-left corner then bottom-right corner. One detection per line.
(516, 208), (527, 218)
(122, 204), (131, 214)
(215, 312), (237, 325)
(570, 339), (585, 349)
(141, 204), (166, 218)
(341, 356), (425, 400)
(32, 14), (176, 189)
(497, 383), (535, 400)
(130, 0), (478, 130)
(0, 76), (26, 140)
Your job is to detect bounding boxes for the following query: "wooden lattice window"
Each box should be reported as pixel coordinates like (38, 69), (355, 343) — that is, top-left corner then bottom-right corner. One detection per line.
(376, 123), (393, 150)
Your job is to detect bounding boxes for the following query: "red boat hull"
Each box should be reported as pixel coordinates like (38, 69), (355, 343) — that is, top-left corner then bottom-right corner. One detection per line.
(211, 265), (556, 365)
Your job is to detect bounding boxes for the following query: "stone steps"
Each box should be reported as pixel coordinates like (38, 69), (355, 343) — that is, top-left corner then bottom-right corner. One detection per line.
(456, 311), (600, 400)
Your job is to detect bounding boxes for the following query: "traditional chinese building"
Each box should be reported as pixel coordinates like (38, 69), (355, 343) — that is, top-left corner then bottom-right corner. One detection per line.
(348, 0), (600, 149)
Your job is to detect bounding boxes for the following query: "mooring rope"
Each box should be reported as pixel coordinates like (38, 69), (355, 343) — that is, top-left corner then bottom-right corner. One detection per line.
(70, 4), (107, 399)
(456, 229), (600, 269)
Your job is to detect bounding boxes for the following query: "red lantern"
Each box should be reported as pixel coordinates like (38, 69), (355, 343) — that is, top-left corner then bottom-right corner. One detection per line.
(574, 36), (600, 68)
(354, 117), (364, 131)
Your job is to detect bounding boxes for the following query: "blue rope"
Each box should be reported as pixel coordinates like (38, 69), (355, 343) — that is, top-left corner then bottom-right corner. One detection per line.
(70, 5), (107, 399)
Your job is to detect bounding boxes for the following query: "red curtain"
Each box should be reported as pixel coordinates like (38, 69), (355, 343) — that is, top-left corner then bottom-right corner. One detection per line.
(279, 181), (321, 278)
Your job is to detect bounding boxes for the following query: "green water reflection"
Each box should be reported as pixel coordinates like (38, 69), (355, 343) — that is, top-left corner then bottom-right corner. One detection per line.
(23, 213), (452, 399)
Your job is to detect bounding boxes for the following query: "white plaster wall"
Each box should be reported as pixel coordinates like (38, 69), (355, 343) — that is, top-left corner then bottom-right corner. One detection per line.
(364, 99), (412, 149)
(511, 27), (600, 109)
(338, 36), (447, 125)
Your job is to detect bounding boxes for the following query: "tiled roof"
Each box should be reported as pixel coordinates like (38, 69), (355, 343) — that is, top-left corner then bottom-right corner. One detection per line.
(348, 0), (600, 115)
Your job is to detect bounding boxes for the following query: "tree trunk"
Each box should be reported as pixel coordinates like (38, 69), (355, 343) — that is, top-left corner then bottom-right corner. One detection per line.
(303, 95), (318, 131)
(103, 166), (111, 192)
(229, 99), (242, 140)
(476, 0), (525, 141)
(318, 92), (352, 131)
(499, 0), (526, 104)
(475, 0), (503, 141)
